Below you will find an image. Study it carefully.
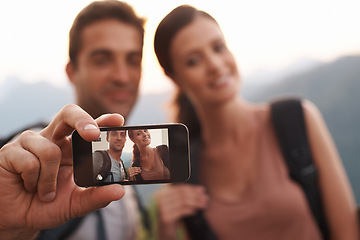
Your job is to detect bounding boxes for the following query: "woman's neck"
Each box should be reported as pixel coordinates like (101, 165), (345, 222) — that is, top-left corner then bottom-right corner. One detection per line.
(196, 97), (253, 146)
(138, 145), (155, 169)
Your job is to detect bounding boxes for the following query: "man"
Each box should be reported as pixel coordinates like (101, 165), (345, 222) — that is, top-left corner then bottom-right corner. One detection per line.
(94, 130), (129, 182)
(42, 1), (146, 239)
(0, 1), (148, 239)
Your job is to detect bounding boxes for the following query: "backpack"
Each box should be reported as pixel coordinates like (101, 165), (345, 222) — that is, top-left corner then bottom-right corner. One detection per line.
(183, 98), (329, 240)
(271, 98), (329, 239)
(95, 150), (112, 181)
(94, 150), (129, 182)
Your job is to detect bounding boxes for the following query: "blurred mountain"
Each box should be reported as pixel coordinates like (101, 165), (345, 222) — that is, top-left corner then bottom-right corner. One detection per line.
(0, 79), (74, 137)
(0, 76), (24, 101)
(0, 55), (359, 203)
(244, 58), (324, 86)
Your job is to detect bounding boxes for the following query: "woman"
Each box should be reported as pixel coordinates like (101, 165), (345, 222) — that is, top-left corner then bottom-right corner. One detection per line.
(128, 129), (170, 181)
(153, 5), (358, 240)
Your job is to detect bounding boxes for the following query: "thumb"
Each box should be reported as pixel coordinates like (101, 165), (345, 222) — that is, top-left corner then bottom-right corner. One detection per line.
(71, 185), (125, 218)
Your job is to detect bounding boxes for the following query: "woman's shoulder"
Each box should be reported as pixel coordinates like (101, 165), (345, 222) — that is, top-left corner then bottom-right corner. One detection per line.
(156, 144), (169, 154)
(156, 144), (168, 149)
(245, 101), (272, 124)
(247, 98), (321, 121)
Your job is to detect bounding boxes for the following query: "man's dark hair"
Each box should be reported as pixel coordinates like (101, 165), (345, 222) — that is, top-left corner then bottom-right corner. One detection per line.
(69, 0), (146, 66)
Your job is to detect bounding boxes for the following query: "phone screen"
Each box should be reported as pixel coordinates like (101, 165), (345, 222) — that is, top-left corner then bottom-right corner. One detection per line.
(72, 124), (190, 187)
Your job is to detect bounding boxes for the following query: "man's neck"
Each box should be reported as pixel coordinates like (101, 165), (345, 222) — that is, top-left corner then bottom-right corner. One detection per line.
(107, 149), (122, 162)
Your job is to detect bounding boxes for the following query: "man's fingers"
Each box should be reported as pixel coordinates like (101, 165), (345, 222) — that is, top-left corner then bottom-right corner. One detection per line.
(0, 130), (61, 202)
(41, 104), (100, 143)
(19, 131), (62, 202)
(96, 113), (125, 127)
(0, 140), (40, 193)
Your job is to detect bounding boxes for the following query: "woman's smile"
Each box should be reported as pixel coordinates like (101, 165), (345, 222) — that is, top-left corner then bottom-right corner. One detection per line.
(209, 73), (232, 89)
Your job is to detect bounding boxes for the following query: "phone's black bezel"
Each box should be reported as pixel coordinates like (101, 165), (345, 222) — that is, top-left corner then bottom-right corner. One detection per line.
(72, 123), (190, 187)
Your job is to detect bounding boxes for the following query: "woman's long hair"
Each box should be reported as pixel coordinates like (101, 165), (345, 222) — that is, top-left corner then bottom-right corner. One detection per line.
(172, 90), (201, 140)
(154, 5), (218, 140)
(128, 130), (141, 167)
(131, 143), (141, 167)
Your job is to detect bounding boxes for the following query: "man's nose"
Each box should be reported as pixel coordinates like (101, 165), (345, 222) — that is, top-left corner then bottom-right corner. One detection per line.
(111, 60), (130, 83)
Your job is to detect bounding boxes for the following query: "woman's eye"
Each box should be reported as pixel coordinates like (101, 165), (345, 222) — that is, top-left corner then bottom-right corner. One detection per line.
(186, 57), (199, 67)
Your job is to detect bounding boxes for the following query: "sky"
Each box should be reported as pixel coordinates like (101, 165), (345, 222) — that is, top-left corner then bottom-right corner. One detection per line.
(0, 0), (359, 94)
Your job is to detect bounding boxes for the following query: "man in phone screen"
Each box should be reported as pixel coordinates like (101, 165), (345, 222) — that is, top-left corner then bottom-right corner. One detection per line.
(93, 130), (129, 182)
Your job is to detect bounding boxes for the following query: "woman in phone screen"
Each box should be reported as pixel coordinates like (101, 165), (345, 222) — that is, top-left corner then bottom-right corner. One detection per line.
(128, 129), (170, 181)
(153, 5), (359, 240)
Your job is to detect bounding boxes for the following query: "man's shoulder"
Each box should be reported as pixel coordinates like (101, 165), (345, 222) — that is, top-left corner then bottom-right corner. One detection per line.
(0, 122), (48, 148)
(93, 150), (110, 161)
(93, 149), (107, 154)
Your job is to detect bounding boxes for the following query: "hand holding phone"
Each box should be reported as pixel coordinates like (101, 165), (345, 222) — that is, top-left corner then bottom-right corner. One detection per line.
(72, 123), (190, 187)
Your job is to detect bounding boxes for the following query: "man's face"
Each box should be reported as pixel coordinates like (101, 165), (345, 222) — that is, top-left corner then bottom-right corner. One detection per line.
(107, 130), (127, 153)
(67, 19), (143, 119)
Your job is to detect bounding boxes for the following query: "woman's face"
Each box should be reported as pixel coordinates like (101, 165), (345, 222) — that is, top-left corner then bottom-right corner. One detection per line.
(170, 15), (241, 107)
(131, 129), (151, 147)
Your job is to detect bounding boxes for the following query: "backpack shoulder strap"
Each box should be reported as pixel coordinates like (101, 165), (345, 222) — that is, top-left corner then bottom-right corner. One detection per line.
(35, 217), (84, 240)
(95, 150), (112, 181)
(270, 97), (329, 239)
(0, 122), (48, 148)
(156, 145), (170, 169)
(182, 136), (217, 240)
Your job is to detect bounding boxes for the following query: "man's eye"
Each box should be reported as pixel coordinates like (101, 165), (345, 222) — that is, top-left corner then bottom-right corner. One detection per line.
(214, 43), (226, 53)
(128, 55), (142, 67)
(93, 56), (110, 66)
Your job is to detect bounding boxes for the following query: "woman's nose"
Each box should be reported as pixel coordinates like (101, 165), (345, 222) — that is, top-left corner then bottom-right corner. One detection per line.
(206, 53), (223, 74)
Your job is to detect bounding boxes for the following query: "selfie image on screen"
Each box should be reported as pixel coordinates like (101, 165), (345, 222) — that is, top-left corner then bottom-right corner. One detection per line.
(91, 128), (170, 183)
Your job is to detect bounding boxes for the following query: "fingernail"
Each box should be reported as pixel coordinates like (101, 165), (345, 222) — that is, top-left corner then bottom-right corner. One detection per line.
(43, 191), (56, 202)
(84, 124), (98, 130)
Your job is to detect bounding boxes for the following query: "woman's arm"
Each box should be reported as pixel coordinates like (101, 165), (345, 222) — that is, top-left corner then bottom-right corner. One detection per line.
(303, 100), (359, 240)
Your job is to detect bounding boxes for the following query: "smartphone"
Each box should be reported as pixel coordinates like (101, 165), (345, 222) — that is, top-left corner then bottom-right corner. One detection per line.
(72, 123), (190, 187)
